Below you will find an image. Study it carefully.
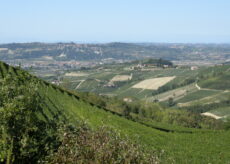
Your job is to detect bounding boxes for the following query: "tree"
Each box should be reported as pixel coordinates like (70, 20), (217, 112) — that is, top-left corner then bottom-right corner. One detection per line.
(153, 99), (159, 103)
(168, 97), (175, 107)
(122, 105), (131, 117)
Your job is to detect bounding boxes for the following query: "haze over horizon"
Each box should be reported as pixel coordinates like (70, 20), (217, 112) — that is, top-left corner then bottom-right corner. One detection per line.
(1, 0), (230, 43)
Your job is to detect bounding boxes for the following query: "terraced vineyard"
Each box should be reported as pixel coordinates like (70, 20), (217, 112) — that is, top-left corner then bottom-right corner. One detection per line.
(58, 62), (199, 99)
(1, 61), (230, 163)
(54, 61), (230, 120)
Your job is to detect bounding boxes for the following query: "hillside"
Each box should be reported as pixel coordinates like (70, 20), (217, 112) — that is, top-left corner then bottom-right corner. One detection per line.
(0, 61), (230, 163)
(176, 65), (230, 119)
(57, 61), (230, 120)
(198, 65), (230, 90)
(1, 43), (230, 63)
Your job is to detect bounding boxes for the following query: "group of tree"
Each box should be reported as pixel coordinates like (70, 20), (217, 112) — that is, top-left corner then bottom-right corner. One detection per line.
(76, 92), (225, 130)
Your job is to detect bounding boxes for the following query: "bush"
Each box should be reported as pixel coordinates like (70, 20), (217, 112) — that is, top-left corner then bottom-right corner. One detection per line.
(45, 124), (158, 164)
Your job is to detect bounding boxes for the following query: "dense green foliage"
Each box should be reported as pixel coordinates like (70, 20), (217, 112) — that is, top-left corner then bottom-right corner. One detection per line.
(0, 73), (59, 163)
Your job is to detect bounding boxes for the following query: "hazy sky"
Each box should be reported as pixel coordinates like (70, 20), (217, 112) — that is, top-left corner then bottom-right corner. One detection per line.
(0, 0), (230, 43)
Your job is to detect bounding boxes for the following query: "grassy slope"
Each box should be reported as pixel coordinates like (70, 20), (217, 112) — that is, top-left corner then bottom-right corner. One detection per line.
(177, 90), (221, 103)
(199, 76), (230, 90)
(198, 65), (230, 90)
(39, 82), (230, 163)
(1, 61), (230, 163)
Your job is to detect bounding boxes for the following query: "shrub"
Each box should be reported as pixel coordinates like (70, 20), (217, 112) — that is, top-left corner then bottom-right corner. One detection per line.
(45, 124), (158, 164)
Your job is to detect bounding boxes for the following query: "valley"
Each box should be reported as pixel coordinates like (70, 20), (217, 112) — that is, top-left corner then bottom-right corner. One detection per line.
(1, 43), (230, 163)
(35, 58), (230, 121)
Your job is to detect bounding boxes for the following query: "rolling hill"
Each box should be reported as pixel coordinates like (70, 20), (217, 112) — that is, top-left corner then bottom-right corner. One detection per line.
(1, 42), (230, 63)
(1, 61), (230, 163)
(57, 61), (230, 120)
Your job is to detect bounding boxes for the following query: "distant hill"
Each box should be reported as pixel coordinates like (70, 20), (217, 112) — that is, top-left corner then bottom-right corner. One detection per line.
(0, 42), (230, 62)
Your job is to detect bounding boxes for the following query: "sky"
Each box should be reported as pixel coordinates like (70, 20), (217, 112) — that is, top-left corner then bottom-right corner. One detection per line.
(0, 0), (230, 43)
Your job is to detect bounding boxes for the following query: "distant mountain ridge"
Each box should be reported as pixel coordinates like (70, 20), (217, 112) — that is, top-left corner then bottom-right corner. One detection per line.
(0, 42), (230, 63)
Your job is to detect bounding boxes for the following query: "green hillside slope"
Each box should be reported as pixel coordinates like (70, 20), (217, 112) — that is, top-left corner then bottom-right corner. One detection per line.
(1, 61), (230, 163)
(198, 65), (230, 90)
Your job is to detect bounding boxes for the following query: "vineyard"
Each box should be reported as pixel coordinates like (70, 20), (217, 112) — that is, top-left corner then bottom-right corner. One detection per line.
(1, 61), (230, 163)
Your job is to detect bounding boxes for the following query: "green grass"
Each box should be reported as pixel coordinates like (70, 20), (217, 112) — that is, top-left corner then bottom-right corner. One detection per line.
(198, 65), (230, 90)
(1, 61), (230, 163)
(179, 92), (230, 107)
(177, 90), (221, 103)
(199, 76), (230, 90)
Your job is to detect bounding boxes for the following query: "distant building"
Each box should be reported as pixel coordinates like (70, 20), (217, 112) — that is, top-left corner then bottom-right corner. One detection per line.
(191, 66), (198, 70)
(103, 81), (116, 88)
(51, 80), (60, 85)
(123, 97), (133, 103)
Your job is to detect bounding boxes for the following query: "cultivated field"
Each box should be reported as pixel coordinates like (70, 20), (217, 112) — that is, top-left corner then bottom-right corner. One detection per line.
(177, 91), (230, 107)
(132, 76), (175, 90)
(177, 90), (221, 103)
(146, 83), (198, 102)
(65, 72), (89, 77)
(111, 74), (132, 82)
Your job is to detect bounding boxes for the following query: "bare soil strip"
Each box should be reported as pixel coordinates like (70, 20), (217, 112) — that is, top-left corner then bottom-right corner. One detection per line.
(65, 72), (89, 77)
(132, 76), (175, 90)
(201, 112), (222, 119)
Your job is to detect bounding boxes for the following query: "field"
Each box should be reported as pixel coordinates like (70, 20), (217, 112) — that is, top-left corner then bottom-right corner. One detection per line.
(147, 83), (198, 102)
(65, 72), (89, 77)
(58, 63), (199, 100)
(132, 76), (175, 90)
(198, 65), (230, 90)
(177, 90), (221, 103)
(111, 74), (132, 82)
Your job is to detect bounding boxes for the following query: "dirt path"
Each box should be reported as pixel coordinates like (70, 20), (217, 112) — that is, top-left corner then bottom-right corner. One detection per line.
(201, 112), (222, 119)
(195, 83), (201, 90)
(75, 80), (85, 89)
